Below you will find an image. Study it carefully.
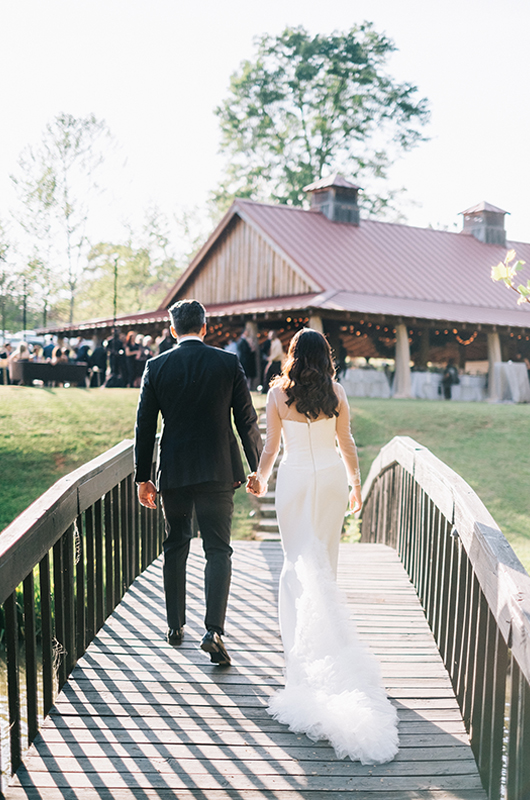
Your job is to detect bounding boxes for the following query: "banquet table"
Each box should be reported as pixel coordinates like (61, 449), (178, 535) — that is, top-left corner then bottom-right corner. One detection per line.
(340, 368), (391, 398)
(409, 371), (487, 401)
(452, 374), (487, 402)
(410, 371), (442, 400)
(491, 362), (530, 403)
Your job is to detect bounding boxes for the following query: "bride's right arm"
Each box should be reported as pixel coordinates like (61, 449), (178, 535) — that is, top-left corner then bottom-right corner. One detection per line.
(335, 384), (362, 487)
(247, 389), (282, 496)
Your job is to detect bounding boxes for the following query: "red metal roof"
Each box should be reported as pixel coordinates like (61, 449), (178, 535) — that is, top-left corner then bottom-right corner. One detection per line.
(39, 308), (170, 335)
(205, 294), (319, 317)
(232, 199), (530, 327)
(320, 291), (530, 328)
(42, 198), (530, 335)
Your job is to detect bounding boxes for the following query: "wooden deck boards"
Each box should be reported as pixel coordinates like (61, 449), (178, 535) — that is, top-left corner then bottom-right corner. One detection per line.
(6, 541), (487, 800)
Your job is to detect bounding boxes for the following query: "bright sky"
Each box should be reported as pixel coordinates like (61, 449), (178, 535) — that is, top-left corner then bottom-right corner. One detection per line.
(1, 0), (530, 252)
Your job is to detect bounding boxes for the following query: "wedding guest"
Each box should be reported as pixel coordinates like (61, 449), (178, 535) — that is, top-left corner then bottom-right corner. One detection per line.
(157, 328), (175, 354)
(125, 331), (140, 387)
(89, 339), (108, 387)
(263, 330), (285, 392)
(237, 326), (257, 387)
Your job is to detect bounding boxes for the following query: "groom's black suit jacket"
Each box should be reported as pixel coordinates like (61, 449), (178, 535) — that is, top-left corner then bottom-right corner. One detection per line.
(134, 339), (262, 490)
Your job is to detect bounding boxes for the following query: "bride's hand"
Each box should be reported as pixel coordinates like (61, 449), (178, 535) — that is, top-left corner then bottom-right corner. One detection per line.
(246, 472), (266, 497)
(349, 485), (362, 514)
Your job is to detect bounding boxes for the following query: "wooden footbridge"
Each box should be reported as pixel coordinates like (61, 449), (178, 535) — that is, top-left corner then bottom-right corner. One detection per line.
(1, 435), (530, 799)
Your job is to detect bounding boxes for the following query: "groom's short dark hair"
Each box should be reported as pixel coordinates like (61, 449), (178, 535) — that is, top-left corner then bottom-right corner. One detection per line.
(169, 299), (206, 336)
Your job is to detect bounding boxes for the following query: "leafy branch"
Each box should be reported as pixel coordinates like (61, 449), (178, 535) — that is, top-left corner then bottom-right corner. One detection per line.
(491, 250), (530, 304)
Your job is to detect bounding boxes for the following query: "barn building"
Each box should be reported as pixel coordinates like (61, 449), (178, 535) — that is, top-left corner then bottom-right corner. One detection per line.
(45, 175), (530, 400)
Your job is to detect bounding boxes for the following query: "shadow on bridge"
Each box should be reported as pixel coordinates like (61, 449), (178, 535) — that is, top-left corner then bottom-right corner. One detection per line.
(1, 437), (529, 799)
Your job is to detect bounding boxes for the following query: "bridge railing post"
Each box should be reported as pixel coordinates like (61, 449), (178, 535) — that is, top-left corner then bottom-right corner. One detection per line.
(361, 435), (530, 800)
(0, 438), (163, 796)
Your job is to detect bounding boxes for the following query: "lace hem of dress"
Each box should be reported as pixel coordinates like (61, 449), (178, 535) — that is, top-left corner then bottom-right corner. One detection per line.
(267, 539), (399, 765)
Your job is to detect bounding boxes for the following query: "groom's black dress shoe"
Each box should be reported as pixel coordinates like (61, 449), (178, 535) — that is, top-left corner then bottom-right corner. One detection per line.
(200, 630), (231, 666)
(167, 627), (184, 646)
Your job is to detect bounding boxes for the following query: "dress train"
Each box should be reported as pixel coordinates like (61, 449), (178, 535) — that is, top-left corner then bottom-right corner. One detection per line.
(267, 539), (399, 765)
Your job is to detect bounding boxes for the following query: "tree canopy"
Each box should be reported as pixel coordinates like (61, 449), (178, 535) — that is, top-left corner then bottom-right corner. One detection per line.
(76, 208), (180, 321)
(11, 113), (111, 323)
(214, 24), (430, 215)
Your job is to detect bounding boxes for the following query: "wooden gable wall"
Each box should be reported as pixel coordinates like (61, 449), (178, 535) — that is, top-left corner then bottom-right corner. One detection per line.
(176, 216), (315, 304)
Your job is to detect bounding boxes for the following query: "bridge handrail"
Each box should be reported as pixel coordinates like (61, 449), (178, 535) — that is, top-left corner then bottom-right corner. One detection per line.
(362, 435), (530, 683)
(0, 439), (134, 607)
(362, 436), (530, 800)
(0, 438), (163, 795)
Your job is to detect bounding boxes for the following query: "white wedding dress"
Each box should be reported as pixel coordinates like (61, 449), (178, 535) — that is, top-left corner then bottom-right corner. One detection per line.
(256, 385), (399, 764)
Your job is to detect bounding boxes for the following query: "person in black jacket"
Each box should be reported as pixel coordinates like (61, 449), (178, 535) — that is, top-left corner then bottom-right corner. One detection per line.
(134, 299), (262, 665)
(236, 326), (257, 387)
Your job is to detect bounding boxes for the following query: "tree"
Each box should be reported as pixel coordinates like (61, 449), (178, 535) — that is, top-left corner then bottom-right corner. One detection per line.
(0, 220), (13, 339)
(77, 208), (181, 320)
(214, 24), (429, 214)
(11, 113), (111, 323)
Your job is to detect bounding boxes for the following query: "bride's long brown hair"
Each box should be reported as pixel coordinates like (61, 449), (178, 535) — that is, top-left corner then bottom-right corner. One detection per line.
(271, 328), (339, 419)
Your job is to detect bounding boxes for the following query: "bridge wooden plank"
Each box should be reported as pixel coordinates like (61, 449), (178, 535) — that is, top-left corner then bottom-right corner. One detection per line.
(6, 541), (487, 799)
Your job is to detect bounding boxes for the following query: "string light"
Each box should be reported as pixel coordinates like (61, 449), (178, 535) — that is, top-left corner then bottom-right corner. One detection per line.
(456, 331), (478, 346)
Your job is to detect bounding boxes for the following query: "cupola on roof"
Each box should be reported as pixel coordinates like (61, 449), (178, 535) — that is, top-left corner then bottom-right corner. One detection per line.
(460, 200), (509, 246)
(460, 201), (509, 216)
(303, 173), (361, 192)
(303, 173), (361, 225)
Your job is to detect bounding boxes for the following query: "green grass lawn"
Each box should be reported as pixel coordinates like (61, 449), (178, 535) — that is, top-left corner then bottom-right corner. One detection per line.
(0, 385), (260, 539)
(0, 386), (141, 532)
(349, 398), (530, 571)
(1, 387), (529, 572)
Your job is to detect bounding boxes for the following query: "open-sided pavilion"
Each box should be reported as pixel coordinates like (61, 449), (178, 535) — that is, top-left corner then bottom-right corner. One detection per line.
(43, 176), (530, 398)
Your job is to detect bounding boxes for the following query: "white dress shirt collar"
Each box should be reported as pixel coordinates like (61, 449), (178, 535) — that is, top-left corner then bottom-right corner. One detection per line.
(177, 335), (204, 344)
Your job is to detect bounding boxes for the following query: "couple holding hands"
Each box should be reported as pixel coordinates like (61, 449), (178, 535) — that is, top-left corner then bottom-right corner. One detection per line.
(134, 299), (397, 764)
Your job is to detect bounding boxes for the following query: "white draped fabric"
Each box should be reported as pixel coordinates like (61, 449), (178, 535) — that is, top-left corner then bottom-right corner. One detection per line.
(410, 372), (487, 401)
(340, 369), (391, 398)
(491, 362), (530, 403)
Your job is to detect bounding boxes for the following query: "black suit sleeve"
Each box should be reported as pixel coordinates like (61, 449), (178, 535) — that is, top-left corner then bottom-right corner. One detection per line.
(134, 362), (160, 482)
(231, 357), (263, 473)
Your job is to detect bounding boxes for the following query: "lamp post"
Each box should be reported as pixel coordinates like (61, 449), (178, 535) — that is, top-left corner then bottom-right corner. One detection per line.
(22, 276), (27, 337)
(0, 252), (6, 346)
(112, 253), (119, 330)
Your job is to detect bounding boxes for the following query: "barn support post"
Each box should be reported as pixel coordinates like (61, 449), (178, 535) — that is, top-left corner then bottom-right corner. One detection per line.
(487, 331), (502, 401)
(417, 326), (430, 368)
(393, 323), (413, 398)
(308, 315), (324, 333)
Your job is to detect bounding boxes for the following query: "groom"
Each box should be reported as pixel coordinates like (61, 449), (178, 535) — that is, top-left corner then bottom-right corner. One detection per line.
(134, 299), (262, 665)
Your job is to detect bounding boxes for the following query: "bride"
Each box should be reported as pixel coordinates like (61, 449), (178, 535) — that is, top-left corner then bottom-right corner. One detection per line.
(247, 328), (398, 764)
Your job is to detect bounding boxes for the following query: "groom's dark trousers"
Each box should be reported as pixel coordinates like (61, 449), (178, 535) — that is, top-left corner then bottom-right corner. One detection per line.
(134, 339), (262, 635)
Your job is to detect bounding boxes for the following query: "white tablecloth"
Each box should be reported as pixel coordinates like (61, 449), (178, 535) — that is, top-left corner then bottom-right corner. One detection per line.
(410, 372), (487, 401)
(452, 374), (487, 402)
(410, 371), (442, 400)
(340, 368), (391, 398)
(491, 362), (530, 403)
